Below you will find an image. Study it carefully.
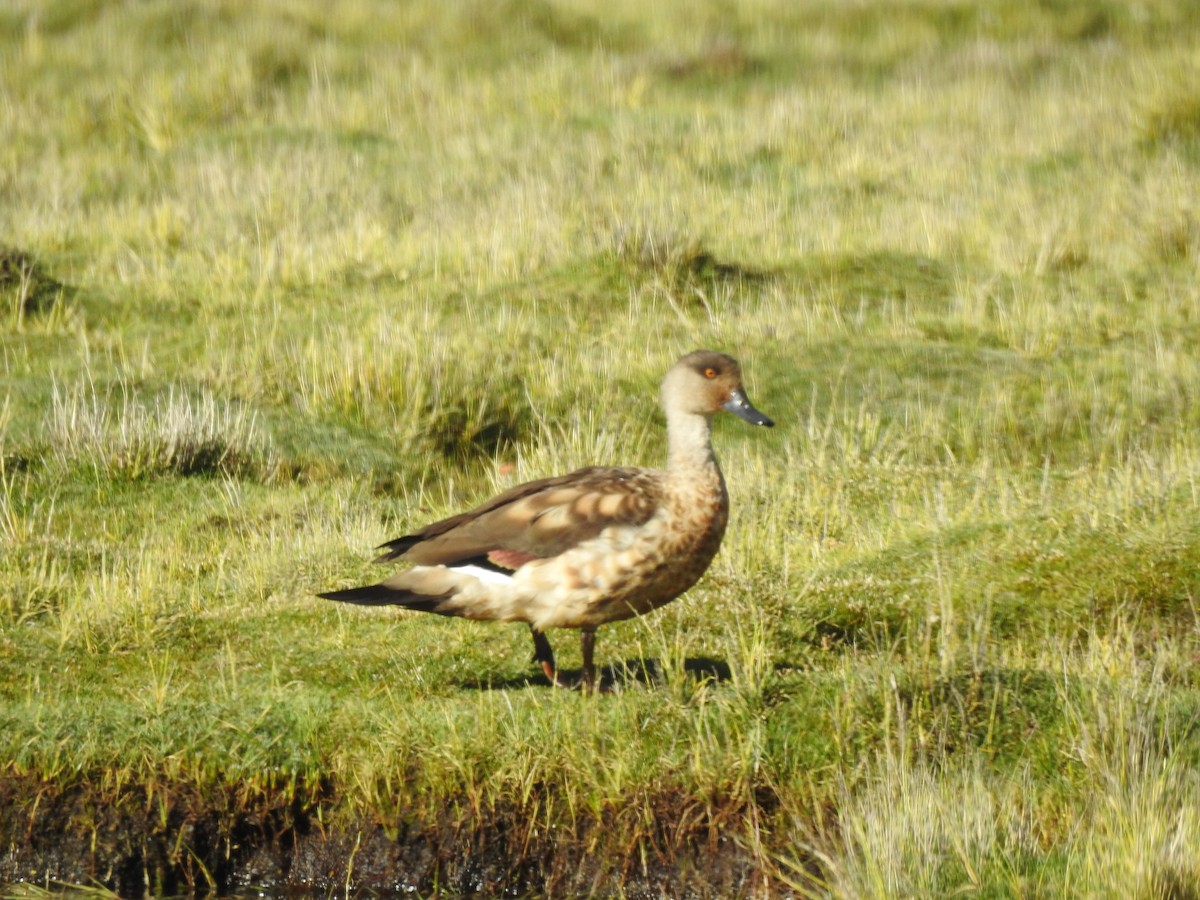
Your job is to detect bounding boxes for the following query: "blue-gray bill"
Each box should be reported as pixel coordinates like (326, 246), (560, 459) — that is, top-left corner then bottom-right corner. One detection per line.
(723, 389), (774, 427)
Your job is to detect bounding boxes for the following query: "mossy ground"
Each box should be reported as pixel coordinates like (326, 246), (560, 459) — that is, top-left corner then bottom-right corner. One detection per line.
(3, 0), (1200, 896)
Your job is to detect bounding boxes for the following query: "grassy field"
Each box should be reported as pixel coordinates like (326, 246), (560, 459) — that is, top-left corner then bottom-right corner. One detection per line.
(3, 0), (1200, 895)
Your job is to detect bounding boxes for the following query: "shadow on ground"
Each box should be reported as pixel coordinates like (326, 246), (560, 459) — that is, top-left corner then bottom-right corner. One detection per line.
(457, 656), (733, 691)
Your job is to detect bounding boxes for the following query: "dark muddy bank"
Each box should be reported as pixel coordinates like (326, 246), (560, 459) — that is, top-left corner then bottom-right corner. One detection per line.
(0, 775), (790, 897)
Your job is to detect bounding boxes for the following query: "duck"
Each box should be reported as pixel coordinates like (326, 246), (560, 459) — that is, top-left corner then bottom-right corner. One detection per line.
(319, 350), (774, 691)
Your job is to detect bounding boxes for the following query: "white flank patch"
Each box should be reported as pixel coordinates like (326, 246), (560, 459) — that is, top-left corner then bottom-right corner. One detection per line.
(452, 564), (516, 586)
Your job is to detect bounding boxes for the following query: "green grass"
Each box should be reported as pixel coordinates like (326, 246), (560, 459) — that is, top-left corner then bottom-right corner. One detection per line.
(3, 0), (1200, 895)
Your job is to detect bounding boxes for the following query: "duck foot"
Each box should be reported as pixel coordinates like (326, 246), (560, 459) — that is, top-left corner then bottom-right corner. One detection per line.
(530, 625), (601, 692)
(530, 626), (570, 688)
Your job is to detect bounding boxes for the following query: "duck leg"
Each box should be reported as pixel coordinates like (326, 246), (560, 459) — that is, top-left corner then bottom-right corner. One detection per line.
(530, 626), (565, 687)
(580, 627), (598, 693)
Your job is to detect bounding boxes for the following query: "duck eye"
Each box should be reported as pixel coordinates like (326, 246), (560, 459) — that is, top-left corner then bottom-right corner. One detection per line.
(704, 367), (718, 379)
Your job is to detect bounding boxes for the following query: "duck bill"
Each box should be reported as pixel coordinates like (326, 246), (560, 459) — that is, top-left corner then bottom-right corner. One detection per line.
(723, 389), (775, 427)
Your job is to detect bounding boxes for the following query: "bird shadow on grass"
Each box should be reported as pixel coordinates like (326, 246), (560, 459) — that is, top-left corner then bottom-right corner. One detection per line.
(456, 656), (733, 692)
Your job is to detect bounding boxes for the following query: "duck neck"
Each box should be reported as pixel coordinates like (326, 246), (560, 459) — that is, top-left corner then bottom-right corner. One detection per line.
(665, 409), (720, 480)
(664, 410), (728, 540)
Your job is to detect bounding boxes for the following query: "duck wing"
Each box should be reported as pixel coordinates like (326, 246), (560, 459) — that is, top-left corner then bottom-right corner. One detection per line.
(374, 466), (664, 567)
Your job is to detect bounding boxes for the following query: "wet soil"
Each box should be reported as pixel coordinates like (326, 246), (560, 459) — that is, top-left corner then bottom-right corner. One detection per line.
(0, 775), (782, 897)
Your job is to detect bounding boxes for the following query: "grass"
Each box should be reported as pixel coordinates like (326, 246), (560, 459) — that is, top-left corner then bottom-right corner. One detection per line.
(3, 0), (1200, 895)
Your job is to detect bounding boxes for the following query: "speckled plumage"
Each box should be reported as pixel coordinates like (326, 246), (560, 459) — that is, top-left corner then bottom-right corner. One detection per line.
(320, 350), (774, 690)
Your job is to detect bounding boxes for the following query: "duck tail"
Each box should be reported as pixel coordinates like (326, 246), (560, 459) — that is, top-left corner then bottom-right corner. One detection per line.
(318, 584), (454, 614)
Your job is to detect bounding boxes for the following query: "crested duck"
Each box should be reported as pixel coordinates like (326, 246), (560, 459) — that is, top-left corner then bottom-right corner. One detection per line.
(320, 350), (774, 690)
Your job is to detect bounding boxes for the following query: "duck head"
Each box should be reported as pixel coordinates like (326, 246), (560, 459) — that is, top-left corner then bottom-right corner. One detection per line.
(662, 350), (774, 427)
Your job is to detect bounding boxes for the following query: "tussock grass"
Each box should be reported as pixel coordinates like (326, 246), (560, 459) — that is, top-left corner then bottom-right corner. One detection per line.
(3, 0), (1200, 894)
(0, 247), (73, 332)
(46, 378), (275, 481)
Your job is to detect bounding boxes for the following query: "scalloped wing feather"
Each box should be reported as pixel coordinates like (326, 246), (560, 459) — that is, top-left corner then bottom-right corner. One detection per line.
(373, 466), (663, 567)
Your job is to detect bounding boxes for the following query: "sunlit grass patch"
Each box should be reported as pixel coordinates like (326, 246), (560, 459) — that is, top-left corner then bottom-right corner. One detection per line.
(823, 758), (1019, 897)
(46, 378), (275, 481)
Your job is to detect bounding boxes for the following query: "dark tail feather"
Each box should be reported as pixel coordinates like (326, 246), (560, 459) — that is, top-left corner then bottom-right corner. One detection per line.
(319, 585), (454, 615)
(373, 535), (421, 564)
